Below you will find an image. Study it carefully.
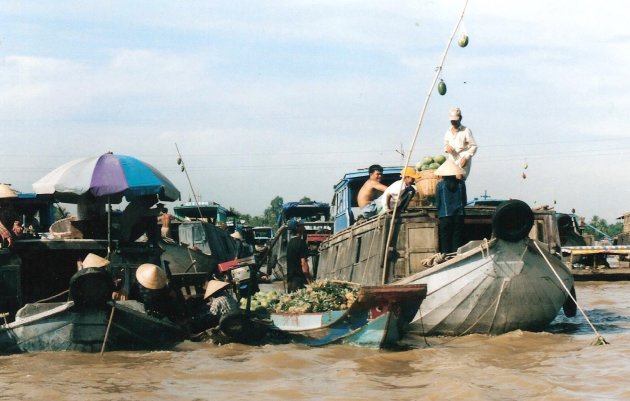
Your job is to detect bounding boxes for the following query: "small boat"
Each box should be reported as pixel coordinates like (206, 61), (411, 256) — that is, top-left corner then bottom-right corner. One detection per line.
(268, 284), (427, 348)
(0, 263), (190, 354)
(0, 299), (187, 354)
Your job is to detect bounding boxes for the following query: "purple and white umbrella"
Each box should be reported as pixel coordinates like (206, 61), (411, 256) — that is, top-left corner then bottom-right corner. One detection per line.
(33, 153), (180, 203)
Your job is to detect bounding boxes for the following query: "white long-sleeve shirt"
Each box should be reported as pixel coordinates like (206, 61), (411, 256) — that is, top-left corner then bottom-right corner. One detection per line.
(444, 125), (477, 179)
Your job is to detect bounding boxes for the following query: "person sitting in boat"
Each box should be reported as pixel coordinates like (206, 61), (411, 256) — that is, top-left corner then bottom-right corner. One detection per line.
(12, 221), (23, 238)
(70, 253), (114, 307)
(231, 230), (254, 258)
(357, 164), (388, 219)
(204, 280), (239, 326)
(131, 263), (181, 320)
(381, 167), (421, 214)
(434, 159), (467, 254)
(0, 184), (19, 247)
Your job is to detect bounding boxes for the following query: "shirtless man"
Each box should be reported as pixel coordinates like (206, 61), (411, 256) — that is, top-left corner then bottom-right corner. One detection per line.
(160, 207), (172, 238)
(357, 164), (388, 219)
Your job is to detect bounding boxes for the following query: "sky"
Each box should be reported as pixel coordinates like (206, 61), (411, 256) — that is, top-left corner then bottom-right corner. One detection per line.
(1, 1), (629, 223)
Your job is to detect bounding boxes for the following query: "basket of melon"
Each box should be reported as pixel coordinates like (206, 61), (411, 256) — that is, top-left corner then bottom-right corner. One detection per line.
(415, 154), (446, 197)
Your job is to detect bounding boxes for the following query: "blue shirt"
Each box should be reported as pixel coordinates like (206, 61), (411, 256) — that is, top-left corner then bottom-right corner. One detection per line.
(435, 179), (467, 218)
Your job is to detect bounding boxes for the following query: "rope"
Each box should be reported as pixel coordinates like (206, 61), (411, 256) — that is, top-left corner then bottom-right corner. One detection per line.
(532, 240), (608, 345)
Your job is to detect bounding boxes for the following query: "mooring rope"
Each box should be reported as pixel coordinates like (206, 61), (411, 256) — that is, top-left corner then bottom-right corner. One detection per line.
(532, 240), (608, 345)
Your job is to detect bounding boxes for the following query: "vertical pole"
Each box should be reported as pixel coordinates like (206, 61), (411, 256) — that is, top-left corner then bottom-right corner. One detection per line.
(381, 0), (470, 284)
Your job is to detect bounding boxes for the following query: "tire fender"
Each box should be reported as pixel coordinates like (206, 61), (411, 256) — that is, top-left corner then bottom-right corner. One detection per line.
(492, 199), (534, 242)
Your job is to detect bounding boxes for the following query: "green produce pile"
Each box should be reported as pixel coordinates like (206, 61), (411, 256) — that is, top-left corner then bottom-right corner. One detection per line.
(275, 280), (359, 313)
(242, 280), (359, 314)
(240, 290), (281, 314)
(415, 154), (446, 171)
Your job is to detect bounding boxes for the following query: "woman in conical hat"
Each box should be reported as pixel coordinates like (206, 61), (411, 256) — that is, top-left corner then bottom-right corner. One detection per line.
(136, 263), (167, 290)
(82, 253), (110, 269)
(434, 158), (467, 254)
(204, 279), (239, 328)
(133, 263), (179, 319)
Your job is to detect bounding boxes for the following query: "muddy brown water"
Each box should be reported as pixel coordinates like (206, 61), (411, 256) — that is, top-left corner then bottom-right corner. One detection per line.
(1, 281), (629, 401)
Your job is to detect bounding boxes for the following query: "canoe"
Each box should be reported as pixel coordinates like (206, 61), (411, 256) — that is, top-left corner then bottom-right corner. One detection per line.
(269, 284), (426, 348)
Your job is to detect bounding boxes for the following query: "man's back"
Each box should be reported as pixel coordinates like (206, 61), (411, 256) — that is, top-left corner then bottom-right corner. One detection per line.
(357, 179), (386, 208)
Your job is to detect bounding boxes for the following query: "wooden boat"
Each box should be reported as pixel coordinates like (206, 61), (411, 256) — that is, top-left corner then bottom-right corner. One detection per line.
(268, 284), (426, 348)
(315, 169), (576, 336)
(0, 264), (190, 354)
(0, 299), (187, 354)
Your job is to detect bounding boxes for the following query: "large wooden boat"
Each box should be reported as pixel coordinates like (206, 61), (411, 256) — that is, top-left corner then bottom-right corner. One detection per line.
(314, 169), (575, 336)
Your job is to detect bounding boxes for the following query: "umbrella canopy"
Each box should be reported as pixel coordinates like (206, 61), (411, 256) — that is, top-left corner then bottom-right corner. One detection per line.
(33, 153), (180, 203)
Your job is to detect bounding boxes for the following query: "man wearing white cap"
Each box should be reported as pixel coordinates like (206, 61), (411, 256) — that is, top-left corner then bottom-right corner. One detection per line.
(444, 107), (477, 180)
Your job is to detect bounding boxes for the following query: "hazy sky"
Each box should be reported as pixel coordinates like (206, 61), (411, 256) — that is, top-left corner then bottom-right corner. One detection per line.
(1, 1), (628, 222)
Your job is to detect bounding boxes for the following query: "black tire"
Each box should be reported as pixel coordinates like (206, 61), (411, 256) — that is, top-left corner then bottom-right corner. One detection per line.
(492, 199), (534, 242)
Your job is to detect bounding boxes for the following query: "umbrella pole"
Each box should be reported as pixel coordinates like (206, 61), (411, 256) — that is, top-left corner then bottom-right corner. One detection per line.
(107, 196), (112, 259)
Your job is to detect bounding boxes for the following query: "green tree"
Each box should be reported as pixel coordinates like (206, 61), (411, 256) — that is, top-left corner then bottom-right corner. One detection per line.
(584, 215), (623, 240)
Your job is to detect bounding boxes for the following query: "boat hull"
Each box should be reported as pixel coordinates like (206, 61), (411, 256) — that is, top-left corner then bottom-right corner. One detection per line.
(396, 238), (574, 335)
(0, 300), (186, 354)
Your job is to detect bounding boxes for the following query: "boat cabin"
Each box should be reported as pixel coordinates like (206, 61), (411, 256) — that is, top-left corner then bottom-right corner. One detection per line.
(330, 166), (402, 232)
(267, 201), (334, 278)
(253, 226), (274, 246)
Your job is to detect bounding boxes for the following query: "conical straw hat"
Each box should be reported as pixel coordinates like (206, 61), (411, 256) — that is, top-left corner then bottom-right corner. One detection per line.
(434, 158), (465, 177)
(0, 184), (17, 199)
(82, 253), (110, 269)
(204, 280), (230, 299)
(136, 263), (167, 290)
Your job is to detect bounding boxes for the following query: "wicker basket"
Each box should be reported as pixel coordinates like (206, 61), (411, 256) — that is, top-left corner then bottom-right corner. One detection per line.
(49, 216), (83, 239)
(417, 170), (438, 197)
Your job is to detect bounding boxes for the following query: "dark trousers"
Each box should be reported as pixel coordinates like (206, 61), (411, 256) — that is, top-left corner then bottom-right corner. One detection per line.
(439, 215), (464, 254)
(287, 277), (307, 293)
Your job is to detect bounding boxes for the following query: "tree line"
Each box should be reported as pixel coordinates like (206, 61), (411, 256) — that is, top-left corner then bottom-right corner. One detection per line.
(230, 196), (313, 228)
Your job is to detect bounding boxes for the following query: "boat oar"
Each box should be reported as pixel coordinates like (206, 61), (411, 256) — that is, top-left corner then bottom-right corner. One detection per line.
(532, 240), (608, 345)
(100, 301), (116, 356)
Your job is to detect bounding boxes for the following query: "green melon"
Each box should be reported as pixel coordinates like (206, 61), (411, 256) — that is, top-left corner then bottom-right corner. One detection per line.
(422, 156), (434, 165)
(458, 33), (469, 48)
(420, 164), (431, 171)
(429, 162), (441, 170)
(437, 80), (447, 95)
(434, 154), (446, 164)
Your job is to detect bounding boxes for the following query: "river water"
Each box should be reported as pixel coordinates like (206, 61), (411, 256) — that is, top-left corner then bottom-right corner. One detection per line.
(1, 281), (628, 401)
